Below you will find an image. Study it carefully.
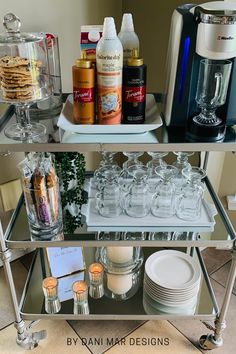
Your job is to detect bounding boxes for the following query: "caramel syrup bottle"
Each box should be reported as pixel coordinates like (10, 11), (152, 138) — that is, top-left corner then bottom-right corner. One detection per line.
(123, 49), (147, 124)
(72, 52), (95, 124)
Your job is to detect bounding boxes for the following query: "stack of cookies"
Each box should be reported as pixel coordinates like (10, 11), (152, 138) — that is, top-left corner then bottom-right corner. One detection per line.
(0, 55), (41, 101)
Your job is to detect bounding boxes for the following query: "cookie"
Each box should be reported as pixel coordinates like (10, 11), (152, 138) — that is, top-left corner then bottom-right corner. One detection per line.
(1, 81), (37, 89)
(0, 66), (39, 75)
(0, 55), (30, 68)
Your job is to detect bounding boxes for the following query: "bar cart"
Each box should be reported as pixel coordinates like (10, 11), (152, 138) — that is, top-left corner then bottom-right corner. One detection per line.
(0, 106), (236, 351)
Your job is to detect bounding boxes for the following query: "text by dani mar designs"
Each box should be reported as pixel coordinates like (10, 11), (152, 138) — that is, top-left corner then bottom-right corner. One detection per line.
(67, 336), (170, 346)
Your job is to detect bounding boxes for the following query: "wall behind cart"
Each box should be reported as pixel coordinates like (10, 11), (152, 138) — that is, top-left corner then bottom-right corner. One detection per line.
(0, 0), (122, 93)
(0, 0), (207, 93)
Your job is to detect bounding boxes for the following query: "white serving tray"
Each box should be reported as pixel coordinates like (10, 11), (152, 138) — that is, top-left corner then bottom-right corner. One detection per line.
(81, 198), (217, 233)
(57, 94), (162, 134)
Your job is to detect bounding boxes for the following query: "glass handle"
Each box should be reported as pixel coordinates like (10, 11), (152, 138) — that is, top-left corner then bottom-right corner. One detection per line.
(210, 72), (222, 106)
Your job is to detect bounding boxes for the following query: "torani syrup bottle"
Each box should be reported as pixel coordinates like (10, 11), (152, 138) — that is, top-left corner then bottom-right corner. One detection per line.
(123, 49), (147, 124)
(72, 51), (95, 124)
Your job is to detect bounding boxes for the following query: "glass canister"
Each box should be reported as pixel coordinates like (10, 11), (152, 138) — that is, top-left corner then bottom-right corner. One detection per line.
(97, 246), (143, 271)
(0, 13), (52, 142)
(103, 259), (143, 301)
(29, 33), (63, 120)
(18, 152), (63, 241)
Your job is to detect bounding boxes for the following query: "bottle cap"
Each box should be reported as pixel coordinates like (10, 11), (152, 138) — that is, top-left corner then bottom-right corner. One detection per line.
(76, 50), (92, 68)
(103, 17), (117, 38)
(121, 13), (134, 32)
(128, 49), (143, 66)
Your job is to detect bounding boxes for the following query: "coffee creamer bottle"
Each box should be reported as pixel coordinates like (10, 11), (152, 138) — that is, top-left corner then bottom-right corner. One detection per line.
(96, 17), (123, 125)
(118, 13), (139, 64)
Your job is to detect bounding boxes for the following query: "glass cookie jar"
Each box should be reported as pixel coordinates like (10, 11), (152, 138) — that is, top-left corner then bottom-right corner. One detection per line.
(0, 13), (52, 142)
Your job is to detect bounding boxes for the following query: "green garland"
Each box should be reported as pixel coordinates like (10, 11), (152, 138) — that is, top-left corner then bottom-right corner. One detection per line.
(55, 152), (87, 234)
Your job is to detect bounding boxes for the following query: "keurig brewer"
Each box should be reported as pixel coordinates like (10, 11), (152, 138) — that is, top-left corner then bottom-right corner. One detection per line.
(162, 1), (236, 141)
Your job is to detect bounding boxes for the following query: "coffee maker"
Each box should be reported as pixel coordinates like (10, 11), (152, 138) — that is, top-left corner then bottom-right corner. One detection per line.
(162, 1), (236, 141)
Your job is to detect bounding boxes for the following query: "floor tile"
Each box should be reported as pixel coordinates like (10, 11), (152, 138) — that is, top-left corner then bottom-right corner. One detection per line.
(170, 279), (236, 353)
(106, 320), (201, 354)
(68, 320), (144, 354)
(201, 248), (231, 275)
(211, 261), (236, 295)
(0, 320), (90, 354)
(0, 260), (28, 329)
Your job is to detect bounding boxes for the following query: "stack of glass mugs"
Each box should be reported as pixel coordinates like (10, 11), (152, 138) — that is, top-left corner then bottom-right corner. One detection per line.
(92, 151), (206, 223)
(96, 246), (143, 301)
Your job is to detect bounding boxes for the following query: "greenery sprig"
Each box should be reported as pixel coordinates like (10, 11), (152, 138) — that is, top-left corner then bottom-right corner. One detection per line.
(55, 152), (87, 234)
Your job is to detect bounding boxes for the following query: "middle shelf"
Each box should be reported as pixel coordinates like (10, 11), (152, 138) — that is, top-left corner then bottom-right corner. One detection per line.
(5, 175), (235, 248)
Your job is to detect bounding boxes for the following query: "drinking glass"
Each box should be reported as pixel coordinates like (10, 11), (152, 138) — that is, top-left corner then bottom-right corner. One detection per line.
(172, 152), (194, 195)
(125, 165), (150, 218)
(193, 59), (232, 126)
(147, 152), (168, 193)
(121, 232), (147, 240)
(148, 232), (172, 241)
(176, 167), (206, 221)
(96, 170), (122, 218)
(123, 152), (143, 169)
(95, 165), (121, 191)
(91, 152), (119, 189)
(151, 165), (177, 218)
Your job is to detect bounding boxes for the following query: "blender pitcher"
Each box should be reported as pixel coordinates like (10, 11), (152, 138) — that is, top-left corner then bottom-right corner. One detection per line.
(193, 59), (232, 126)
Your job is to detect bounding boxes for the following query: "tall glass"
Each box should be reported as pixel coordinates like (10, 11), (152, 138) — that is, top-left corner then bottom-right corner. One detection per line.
(193, 59), (232, 126)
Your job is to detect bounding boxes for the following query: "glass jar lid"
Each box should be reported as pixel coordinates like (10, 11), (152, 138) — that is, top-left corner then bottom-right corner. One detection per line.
(0, 13), (45, 44)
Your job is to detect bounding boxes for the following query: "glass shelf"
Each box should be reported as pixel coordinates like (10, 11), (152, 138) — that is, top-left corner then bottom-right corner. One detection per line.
(5, 183), (235, 249)
(19, 247), (218, 321)
(0, 97), (236, 152)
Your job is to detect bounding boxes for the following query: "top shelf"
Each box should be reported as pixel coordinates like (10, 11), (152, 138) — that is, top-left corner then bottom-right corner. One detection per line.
(0, 96), (236, 152)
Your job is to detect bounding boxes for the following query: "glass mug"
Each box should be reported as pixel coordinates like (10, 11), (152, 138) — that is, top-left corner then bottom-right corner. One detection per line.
(124, 166), (150, 218)
(151, 165), (177, 218)
(176, 167), (206, 221)
(96, 170), (122, 218)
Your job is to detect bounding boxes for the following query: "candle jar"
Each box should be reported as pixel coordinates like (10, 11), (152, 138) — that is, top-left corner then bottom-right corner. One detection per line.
(72, 281), (89, 315)
(42, 277), (61, 314)
(97, 246), (143, 271)
(89, 263), (104, 299)
(103, 260), (142, 301)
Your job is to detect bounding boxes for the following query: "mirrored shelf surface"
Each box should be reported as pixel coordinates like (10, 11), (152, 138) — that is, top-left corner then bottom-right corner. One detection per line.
(5, 195), (234, 249)
(19, 247), (218, 321)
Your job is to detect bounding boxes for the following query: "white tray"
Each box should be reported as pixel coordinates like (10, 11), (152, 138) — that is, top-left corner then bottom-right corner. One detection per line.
(81, 198), (217, 232)
(57, 94), (162, 134)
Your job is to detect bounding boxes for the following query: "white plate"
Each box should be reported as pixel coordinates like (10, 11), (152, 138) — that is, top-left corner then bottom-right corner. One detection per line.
(145, 250), (201, 290)
(57, 94), (162, 134)
(143, 278), (200, 300)
(144, 273), (201, 294)
(143, 292), (197, 315)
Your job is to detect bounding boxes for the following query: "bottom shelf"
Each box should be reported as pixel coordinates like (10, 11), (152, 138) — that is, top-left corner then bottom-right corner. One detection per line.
(19, 248), (218, 321)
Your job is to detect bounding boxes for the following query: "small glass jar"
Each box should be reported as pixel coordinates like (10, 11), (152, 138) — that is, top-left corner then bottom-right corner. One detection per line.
(42, 277), (61, 314)
(103, 260), (142, 301)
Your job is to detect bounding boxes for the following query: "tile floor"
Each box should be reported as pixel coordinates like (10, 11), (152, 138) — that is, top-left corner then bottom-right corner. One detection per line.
(0, 247), (236, 354)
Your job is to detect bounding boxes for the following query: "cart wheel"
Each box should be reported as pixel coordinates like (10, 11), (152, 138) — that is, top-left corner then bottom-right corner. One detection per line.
(199, 334), (223, 350)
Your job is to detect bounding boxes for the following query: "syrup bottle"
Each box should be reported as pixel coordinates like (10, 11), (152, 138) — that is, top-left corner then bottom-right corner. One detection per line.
(123, 49), (147, 124)
(72, 51), (95, 124)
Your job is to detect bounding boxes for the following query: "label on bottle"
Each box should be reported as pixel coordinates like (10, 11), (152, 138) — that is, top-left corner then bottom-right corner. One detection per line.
(73, 87), (94, 103)
(124, 86), (146, 103)
(97, 52), (123, 124)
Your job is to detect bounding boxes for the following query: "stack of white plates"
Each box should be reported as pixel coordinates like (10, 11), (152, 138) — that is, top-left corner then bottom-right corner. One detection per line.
(143, 250), (201, 315)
